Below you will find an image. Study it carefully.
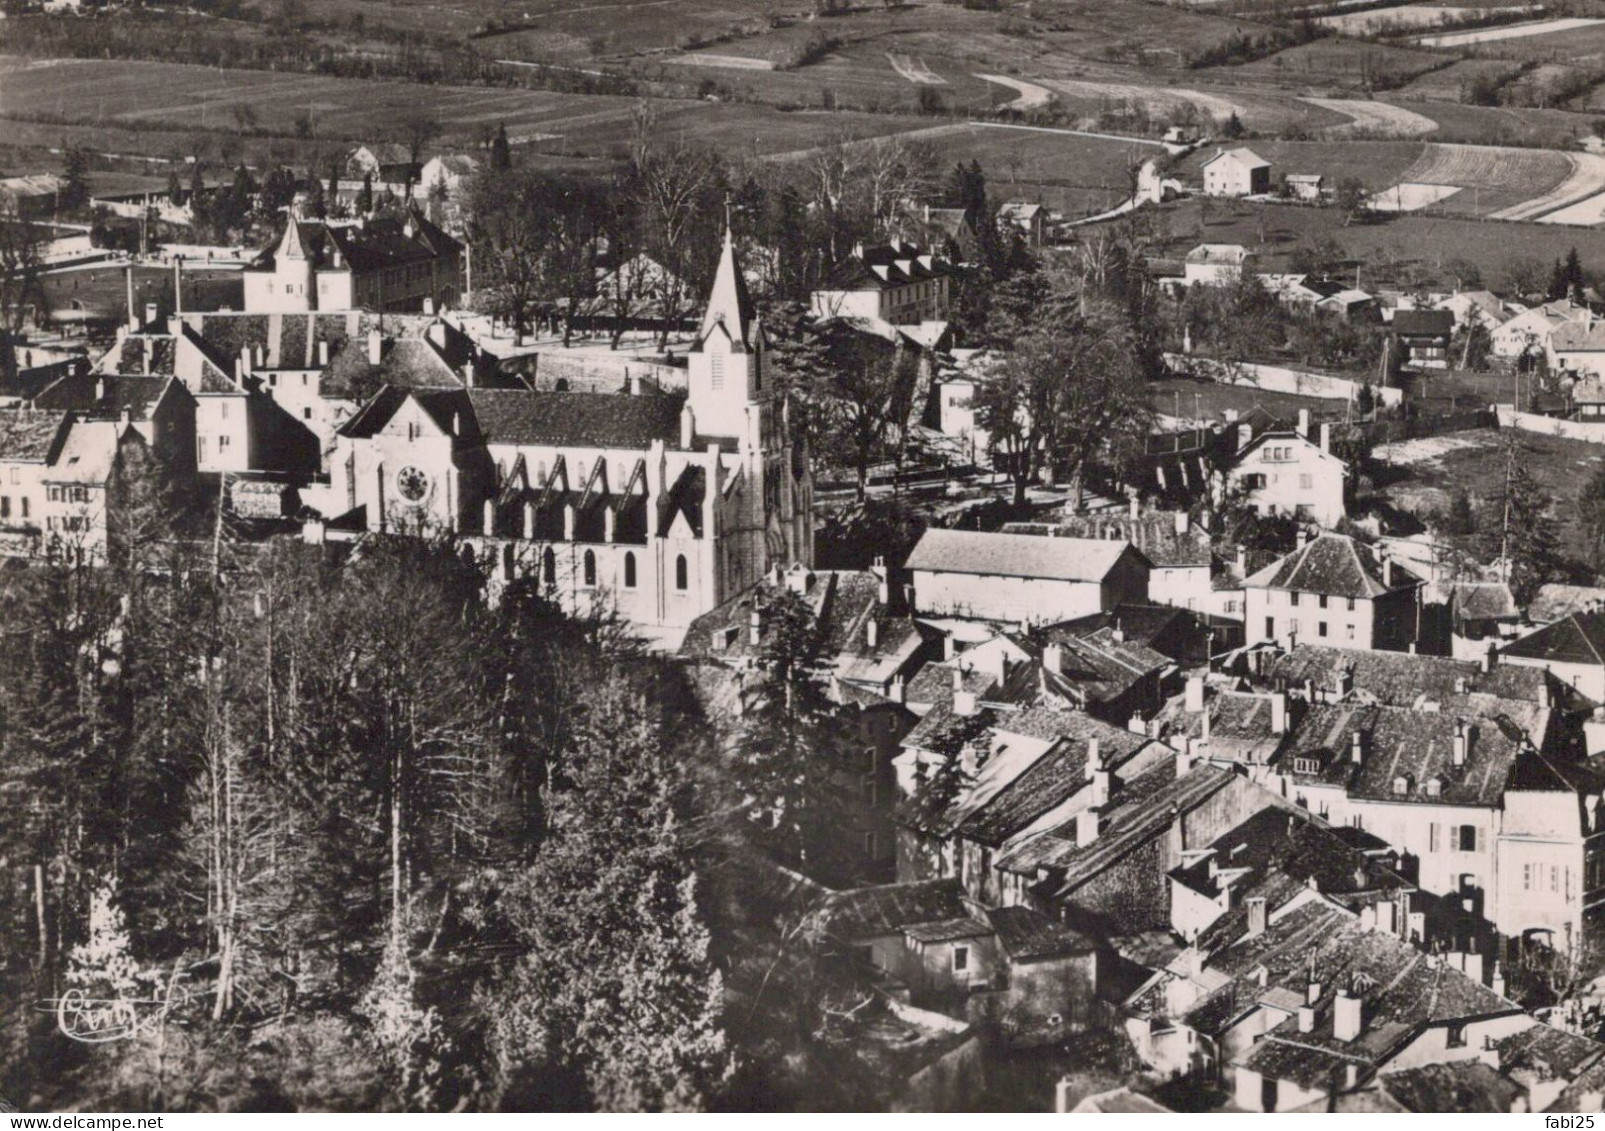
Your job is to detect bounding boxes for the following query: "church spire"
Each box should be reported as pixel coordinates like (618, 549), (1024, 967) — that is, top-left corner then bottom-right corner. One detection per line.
(699, 202), (755, 349)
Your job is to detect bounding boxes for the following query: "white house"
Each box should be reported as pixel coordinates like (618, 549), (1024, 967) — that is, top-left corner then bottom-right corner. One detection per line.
(417, 154), (481, 201)
(810, 240), (954, 326)
(904, 527), (1150, 625)
(1184, 244), (1252, 287)
(1201, 148), (1271, 197)
(1242, 533), (1424, 652)
(1492, 300), (1587, 360)
(1226, 424), (1347, 527)
(1548, 317), (1605, 378)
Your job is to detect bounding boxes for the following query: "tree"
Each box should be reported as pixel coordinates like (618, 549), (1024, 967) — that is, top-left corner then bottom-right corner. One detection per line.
(1333, 176), (1368, 227)
(1503, 255), (1549, 298)
(633, 135), (723, 347)
(1580, 463), (1605, 570)
(1482, 438), (1560, 605)
(810, 328), (919, 499)
(61, 145), (91, 213)
(392, 107), (440, 196)
(488, 676), (730, 1110)
(1221, 110), (1245, 139)
(490, 124), (512, 171)
(0, 218), (45, 383)
(1451, 318), (1492, 371)
(357, 173), (374, 217)
(973, 297), (1152, 508)
(1549, 246), (1587, 303)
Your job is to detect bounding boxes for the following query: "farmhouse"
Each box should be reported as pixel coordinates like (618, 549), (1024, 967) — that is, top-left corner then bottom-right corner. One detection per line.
(345, 143), (418, 187)
(418, 154), (481, 200)
(1201, 148), (1271, 197)
(904, 527), (1150, 625)
(1492, 300), (1586, 360)
(998, 200), (1045, 248)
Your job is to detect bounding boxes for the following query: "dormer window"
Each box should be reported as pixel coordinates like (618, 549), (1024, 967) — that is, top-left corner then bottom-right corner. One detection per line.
(1426, 777), (1443, 798)
(1293, 756), (1321, 775)
(1392, 775), (1412, 796)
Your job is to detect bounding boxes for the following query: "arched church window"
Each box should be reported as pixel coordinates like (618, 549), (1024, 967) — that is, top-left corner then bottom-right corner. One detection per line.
(583, 549), (596, 588)
(675, 555), (688, 591)
(542, 547), (556, 585)
(624, 552), (637, 589)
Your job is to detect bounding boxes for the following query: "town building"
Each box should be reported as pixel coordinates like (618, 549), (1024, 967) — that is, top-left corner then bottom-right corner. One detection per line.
(1226, 422), (1347, 527)
(810, 240), (954, 326)
(1242, 534), (1424, 651)
(243, 208), (464, 315)
(1391, 309), (1454, 370)
(903, 527), (1150, 625)
(1501, 611), (1605, 700)
(1492, 300), (1586, 360)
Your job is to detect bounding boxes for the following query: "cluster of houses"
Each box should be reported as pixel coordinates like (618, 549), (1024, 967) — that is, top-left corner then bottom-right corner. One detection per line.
(681, 496), (1605, 1109)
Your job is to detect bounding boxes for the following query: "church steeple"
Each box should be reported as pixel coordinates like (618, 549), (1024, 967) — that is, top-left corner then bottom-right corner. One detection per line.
(698, 212), (756, 351)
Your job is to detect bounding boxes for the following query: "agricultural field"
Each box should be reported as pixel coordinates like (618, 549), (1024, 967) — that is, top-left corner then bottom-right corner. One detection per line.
(1221, 37), (1452, 92)
(1415, 15), (1605, 48)
(1388, 142), (1577, 216)
(1137, 195), (1605, 288)
(1394, 56), (1524, 101)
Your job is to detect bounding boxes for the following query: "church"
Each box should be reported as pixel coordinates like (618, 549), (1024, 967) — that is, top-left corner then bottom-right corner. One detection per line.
(319, 224), (813, 637)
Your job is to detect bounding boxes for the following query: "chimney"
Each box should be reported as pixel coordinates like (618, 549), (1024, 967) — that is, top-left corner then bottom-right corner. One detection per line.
(1307, 980), (1322, 1005)
(1351, 729), (1365, 765)
(1237, 422), (1252, 451)
(126, 265), (137, 330)
(1043, 643), (1064, 675)
(872, 555), (890, 605)
(1539, 681), (1551, 709)
(1236, 545), (1247, 577)
(1320, 422), (1332, 453)
(1298, 1005), (1316, 1034)
(1129, 495), (1140, 519)
(1333, 990), (1362, 1042)
(953, 668), (977, 717)
(172, 257), (182, 315)
(1297, 408), (1310, 437)
(630, 371), (643, 396)
(1225, 408), (1239, 422)
(1185, 675), (1205, 714)
(749, 609), (762, 647)
(1463, 950), (1484, 984)
(1129, 713), (1146, 736)
(1382, 557), (1394, 588)
(1176, 736), (1195, 776)
(942, 634), (956, 661)
(1335, 665), (1353, 699)
(1076, 808), (1100, 847)
(1086, 735), (1104, 777)
(866, 619), (879, 650)
(1304, 677), (1316, 704)
(1483, 644), (1495, 674)
(1175, 510), (1190, 535)
(317, 338), (329, 366)
(367, 328), (383, 366)
(890, 674), (906, 705)
(1271, 691), (1288, 735)
(1453, 721), (1468, 767)
(94, 377), (106, 402)
(239, 344), (251, 378)
(1246, 896), (1267, 937)
(1491, 962), (1506, 998)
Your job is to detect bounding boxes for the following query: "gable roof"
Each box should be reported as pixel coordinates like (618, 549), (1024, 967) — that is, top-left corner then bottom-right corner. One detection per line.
(1503, 612), (1605, 668)
(1203, 147), (1270, 171)
(469, 388), (683, 450)
(905, 527), (1143, 584)
(0, 408), (71, 463)
(986, 904), (1097, 961)
(1243, 535), (1420, 599)
(1013, 512), (1212, 568)
(819, 878), (969, 945)
(1261, 643), (1549, 708)
(1392, 309), (1454, 337)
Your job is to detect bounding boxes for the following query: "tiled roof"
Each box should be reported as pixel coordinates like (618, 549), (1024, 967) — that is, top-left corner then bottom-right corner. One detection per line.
(1243, 534), (1420, 599)
(819, 878), (969, 945)
(1261, 644), (1549, 708)
(901, 916), (992, 944)
(0, 359), (82, 402)
(249, 209), (460, 275)
(323, 336), (463, 396)
(986, 904), (1097, 961)
(1494, 1022), (1605, 1084)
(0, 409), (70, 462)
(955, 719), (1149, 848)
(1552, 319), (1605, 353)
(1392, 309), (1454, 337)
(469, 388), (683, 450)
(906, 527), (1140, 583)
(1380, 1060), (1526, 1112)
(45, 419), (120, 485)
(1203, 147), (1269, 170)
(33, 373), (172, 422)
(1503, 612), (1605, 668)
(1186, 243), (1250, 265)
(1449, 581), (1519, 622)
(1280, 702), (1531, 807)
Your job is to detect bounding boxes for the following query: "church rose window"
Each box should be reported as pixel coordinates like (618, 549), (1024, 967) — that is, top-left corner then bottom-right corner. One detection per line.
(397, 467), (429, 502)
